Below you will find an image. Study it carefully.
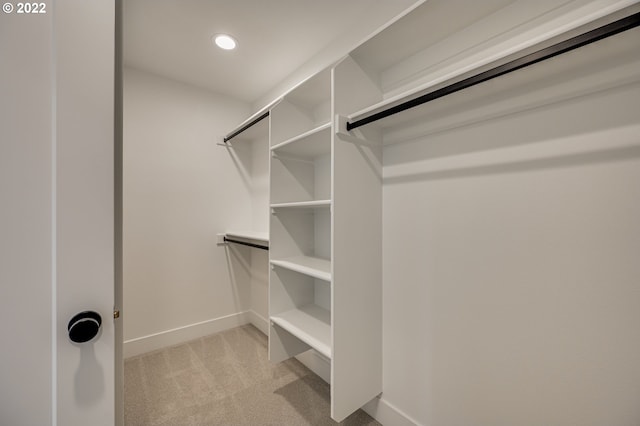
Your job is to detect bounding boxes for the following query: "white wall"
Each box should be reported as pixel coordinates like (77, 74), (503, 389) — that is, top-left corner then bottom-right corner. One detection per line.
(380, 35), (640, 426)
(123, 68), (255, 356)
(1, 9), (53, 426)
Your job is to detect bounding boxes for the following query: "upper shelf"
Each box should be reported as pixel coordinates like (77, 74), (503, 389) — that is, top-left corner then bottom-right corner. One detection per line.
(222, 99), (279, 144)
(284, 68), (332, 112)
(271, 122), (331, 160)
(345, 0), (639, 124)
(347, 11), (640, 145)
(339, 1), (640, 145)
(224, 231), (269, 250)
(225, 230), (269, 243)
(349, 0), (512, 99)
(224, 111), (268, 143)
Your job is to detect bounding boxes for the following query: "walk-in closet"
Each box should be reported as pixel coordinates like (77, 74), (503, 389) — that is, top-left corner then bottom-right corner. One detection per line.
(3, 0), (639, 425)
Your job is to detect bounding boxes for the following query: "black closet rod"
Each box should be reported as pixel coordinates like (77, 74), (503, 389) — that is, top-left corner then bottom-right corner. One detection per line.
(223, 111), (270, 143)
(223, 236), (269, 251)
(346, 11), (640, 131)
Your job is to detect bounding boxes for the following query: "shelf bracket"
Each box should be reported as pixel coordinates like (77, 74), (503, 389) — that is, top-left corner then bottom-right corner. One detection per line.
(334, 115), (378, 146)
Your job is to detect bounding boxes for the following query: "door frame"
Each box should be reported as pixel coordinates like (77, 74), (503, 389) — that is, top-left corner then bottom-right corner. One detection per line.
(115, 0), (124, 424)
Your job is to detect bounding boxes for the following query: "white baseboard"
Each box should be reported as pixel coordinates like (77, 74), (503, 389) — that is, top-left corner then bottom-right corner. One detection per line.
(362, 396), (422, 426)
(124, 311), (250, 358)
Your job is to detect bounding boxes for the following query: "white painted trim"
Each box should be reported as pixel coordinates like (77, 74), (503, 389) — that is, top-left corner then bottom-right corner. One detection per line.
(50, 8), (58, 422)
(124, 311), (250, 358)
(363, 396), (423, 426)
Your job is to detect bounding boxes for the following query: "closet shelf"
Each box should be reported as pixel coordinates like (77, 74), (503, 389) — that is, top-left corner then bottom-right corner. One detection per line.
(271, 304), (331, 359)
(225, 230), (269, 242)
(224, 231), (269, 250)
(223, 111), (269, 143)
(271, 122), (331, 158)
(344, 55), (519, 131)
(346, 9), (640, 132)
(283, 68), (333, 111)
(271, 200), (331, 209)
(223, 99), (279, 143)
(271, 256), (331, 282)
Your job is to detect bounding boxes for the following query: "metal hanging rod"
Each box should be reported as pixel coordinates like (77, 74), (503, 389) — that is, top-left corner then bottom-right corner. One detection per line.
(346, 11), (640, 131)
(223, 236), (269, 251)
(223, 111), (270, 143)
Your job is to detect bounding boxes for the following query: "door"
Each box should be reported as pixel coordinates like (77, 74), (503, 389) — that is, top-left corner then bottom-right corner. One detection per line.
(0, 1), (119, 425)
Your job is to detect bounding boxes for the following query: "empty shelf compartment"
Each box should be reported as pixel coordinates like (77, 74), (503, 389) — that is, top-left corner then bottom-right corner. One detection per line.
(271, 122), (331, 160)
(271, 304), (331, 359)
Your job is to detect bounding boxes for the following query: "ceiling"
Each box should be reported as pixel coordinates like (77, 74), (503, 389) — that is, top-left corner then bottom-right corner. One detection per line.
(123, 0), (418, 104)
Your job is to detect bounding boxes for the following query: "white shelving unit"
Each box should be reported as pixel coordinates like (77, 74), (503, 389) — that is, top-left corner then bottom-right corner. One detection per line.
(268, 61), (383, 421)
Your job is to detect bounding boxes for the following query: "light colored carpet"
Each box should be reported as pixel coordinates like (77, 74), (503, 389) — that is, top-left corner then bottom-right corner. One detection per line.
(125, 324), (381, 426)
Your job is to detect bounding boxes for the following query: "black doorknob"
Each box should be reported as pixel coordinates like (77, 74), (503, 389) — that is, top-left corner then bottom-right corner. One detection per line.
(67, 311), (102, 343)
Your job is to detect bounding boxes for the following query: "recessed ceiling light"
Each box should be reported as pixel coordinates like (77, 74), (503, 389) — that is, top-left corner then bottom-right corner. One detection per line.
(213, 34), (237, 50)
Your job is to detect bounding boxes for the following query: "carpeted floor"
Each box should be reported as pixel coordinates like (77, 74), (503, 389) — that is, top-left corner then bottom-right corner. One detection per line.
(125, 324), (381, 425)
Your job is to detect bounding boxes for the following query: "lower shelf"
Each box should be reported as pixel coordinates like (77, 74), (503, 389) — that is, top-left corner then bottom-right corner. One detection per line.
(270, 304), (331, 359)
